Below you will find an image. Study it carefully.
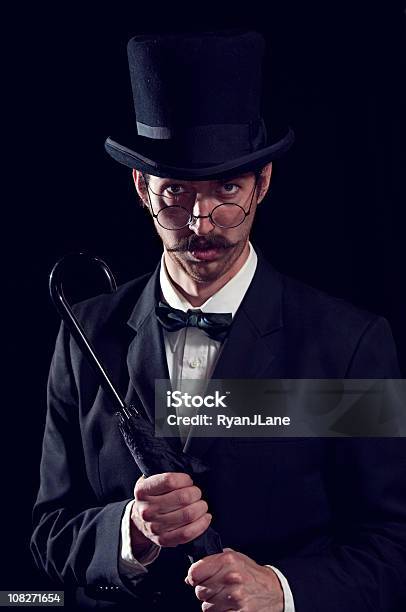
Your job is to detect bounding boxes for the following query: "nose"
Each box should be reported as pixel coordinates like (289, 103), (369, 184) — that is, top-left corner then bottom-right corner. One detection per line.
(188, 197), (215, 235)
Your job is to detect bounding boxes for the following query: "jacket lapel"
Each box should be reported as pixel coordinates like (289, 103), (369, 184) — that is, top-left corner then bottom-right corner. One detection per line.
(184, 253), (285, 459)
(126, 264), (169, 424)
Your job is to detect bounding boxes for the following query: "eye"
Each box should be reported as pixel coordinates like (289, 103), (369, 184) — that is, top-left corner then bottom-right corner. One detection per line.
(221, 183), (239, 195)
(165, 184), (187, 196)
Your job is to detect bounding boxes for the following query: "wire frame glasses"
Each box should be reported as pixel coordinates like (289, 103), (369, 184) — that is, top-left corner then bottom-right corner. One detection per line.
(142, 175), (259, 230)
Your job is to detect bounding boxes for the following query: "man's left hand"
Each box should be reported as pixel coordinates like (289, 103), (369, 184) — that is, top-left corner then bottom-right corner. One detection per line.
(185, 548), (284, 611)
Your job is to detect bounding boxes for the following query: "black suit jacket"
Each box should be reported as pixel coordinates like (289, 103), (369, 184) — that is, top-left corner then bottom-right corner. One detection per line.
(31, 252), (406, 610)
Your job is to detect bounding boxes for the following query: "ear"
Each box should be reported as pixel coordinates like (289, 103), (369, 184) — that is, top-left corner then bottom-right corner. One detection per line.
(257, 162), (273, 203)
(132, 169), (148, 206)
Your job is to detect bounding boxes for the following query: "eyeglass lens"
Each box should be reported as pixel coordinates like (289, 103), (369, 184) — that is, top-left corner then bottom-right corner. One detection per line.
(156, 203), (246, 229)
(146, 178), (258, 230)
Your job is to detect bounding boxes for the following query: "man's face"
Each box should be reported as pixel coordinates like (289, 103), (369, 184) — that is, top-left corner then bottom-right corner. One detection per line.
(134, 167), (271, 284)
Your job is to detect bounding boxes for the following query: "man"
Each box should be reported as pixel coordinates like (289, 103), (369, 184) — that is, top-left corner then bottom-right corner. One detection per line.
(31, 31), (406, 610)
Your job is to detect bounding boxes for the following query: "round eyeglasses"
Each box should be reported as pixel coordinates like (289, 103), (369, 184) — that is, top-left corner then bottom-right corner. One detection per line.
(142, 175), (259, 230)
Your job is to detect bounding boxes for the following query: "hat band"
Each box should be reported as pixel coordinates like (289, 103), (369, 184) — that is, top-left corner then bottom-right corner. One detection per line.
(136, 120), (267, 164)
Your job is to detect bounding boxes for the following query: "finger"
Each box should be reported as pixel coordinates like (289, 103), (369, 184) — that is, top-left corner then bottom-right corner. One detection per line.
(187, 551), (229, 586)
(158, 513), (212, 547)
(201, 595), (237, 612)
(133, 486), (203, 523)
(202, 584), (244, 611)
(189, 565), (243, 605)
(195, 569), (243, 591)
(194, 581), (225, 602)
(135, 472), (193, 500)
(154, 485), (202, 513)
(149, 500), (208, 533)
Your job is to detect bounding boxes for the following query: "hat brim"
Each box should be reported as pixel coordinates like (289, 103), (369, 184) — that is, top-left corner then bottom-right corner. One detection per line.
(104, 128), (294, 180)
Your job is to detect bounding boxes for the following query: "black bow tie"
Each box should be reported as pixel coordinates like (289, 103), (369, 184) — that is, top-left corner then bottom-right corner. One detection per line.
(155, 301), (232, 342)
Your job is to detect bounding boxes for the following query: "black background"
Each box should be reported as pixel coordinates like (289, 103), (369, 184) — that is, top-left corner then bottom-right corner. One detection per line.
(3, 1), (405, 591)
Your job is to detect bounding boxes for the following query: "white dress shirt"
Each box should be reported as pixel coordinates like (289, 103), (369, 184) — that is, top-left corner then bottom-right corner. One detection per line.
(161, 241), (257, 439)
(118, 243), (295, 611)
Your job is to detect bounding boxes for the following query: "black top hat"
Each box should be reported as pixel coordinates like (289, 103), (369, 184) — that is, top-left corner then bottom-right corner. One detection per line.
(105, 30), (294, 180)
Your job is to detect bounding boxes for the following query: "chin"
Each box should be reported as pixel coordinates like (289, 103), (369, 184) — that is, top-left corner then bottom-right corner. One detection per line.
(187, 254), (236, 283)
(186, 263), (225, 283)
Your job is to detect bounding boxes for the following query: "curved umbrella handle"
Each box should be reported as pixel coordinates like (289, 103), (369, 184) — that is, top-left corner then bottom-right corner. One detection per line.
(49, 252), (132, 419)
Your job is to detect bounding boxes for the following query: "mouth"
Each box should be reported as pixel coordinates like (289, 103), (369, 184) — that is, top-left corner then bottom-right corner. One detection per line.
(188, 247), (225, 262)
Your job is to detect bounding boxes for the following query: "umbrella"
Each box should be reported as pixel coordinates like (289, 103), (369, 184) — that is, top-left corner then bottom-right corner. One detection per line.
(49, 252), (223, 563)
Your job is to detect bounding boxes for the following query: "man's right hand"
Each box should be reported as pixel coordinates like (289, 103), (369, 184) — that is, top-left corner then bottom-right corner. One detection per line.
(130, 473), (212, 552)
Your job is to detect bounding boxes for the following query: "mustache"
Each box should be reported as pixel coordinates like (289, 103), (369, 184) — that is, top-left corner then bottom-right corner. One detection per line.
(167, 235), (236, 252)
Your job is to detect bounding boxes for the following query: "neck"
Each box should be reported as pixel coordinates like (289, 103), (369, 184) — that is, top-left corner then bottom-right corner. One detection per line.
(164, 241), (250, 307)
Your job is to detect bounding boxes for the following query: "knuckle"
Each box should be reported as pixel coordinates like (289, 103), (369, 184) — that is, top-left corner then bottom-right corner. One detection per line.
(223, 550), (237, 564)
(167, 472), (185, 490)
(162, 473), (175, 488)
(182, 507), (193, 524)
(142, 473), (157, 490)
(138, 506), (151, 522)
(234, 590), (245, 605)
(225, 571), (243, 585)
(177, 489), (190, 506)
(134, 484), (145, 501)
(227, 587), (244, 605)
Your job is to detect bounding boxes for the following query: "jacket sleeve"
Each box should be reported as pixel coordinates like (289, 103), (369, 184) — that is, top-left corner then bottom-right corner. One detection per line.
(276, 317), (406, 611)
(30, 322), (140, 599)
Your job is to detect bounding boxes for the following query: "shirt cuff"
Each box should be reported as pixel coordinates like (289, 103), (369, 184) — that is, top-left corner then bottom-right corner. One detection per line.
(266, 565), (296, 612)
(118, 499), (161, 579)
